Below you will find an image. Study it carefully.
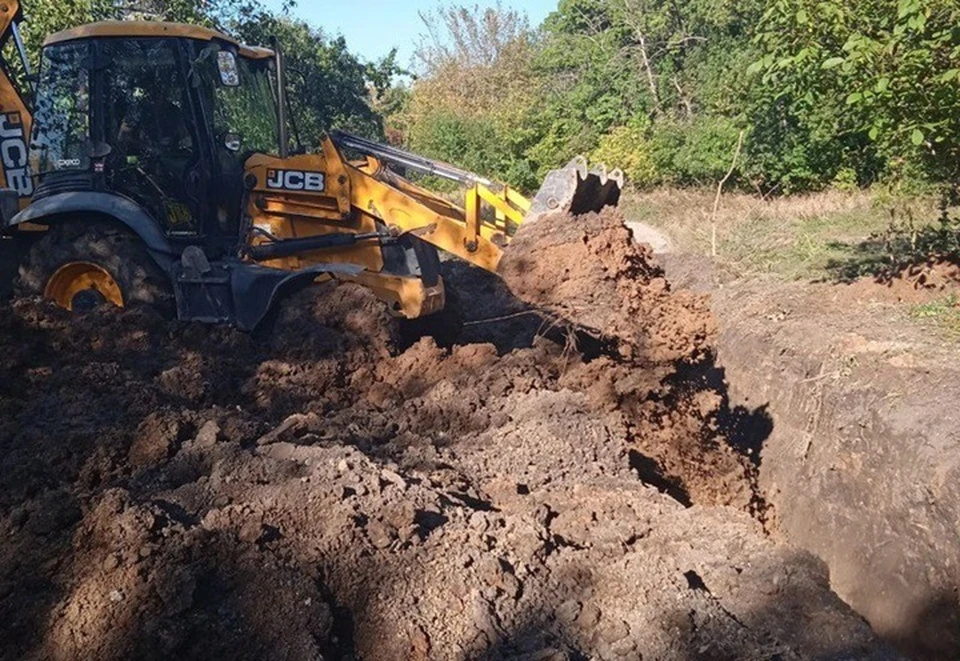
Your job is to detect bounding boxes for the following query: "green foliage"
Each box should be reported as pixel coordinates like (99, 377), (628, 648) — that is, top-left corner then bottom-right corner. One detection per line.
(394, 0), (767, 191)
(592, 123), (658, 188)
(396, 4), (543, 189)
(391, 0), (960, 198)
(649, 116), (743, 186)
(749, 0), (960, 189)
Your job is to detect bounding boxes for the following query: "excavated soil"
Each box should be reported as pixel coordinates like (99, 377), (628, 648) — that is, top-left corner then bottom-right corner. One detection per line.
(499, 208), (715, 366)
(499, 209), (757, 514)
(0, 215), (897, 660)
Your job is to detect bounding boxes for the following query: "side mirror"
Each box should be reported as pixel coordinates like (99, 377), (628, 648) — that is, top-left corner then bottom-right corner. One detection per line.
(87, 141), (112, 159)
(224, 133), (242, 152)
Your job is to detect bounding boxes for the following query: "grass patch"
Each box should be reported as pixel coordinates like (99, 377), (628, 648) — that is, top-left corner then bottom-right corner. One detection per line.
(910, 295), (960, 334)
(622, 189), (940, 281)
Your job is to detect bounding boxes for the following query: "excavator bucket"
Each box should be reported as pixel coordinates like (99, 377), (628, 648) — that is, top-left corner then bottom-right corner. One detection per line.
(523, 157), (624, 225)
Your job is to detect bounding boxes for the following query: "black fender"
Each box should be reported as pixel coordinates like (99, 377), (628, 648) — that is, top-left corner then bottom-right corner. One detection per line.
(172, 259), (365, 331)
(232, 262), (365, 331)
(9, 192), (177, 270)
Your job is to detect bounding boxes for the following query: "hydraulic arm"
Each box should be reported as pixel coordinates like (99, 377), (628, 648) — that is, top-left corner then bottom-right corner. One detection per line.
(327, 130), (623, 272)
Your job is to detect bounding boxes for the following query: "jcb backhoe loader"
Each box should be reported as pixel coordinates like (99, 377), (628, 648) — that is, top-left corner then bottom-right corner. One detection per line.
(0, 3), (622, 329)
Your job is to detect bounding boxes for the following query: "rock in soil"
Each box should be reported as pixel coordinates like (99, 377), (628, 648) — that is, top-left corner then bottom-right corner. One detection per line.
(0, 246), (898, 659)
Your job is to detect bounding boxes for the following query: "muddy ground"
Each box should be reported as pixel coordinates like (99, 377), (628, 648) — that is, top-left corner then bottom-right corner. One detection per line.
(0, 213), (897, 659)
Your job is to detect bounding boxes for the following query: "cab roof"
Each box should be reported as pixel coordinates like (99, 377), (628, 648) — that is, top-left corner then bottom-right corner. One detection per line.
(44, 21), (274, 59)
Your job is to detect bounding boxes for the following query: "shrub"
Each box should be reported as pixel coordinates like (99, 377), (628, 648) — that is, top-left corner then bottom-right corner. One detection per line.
(591, 124), (658, 188)
(649, 116), (743, 186)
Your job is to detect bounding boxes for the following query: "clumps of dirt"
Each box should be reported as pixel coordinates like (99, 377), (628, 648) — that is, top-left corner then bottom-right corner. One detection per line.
(855, 255), (960, 304)
(0, 255), (895, 658)
(499, 207), (715, 365)
(499, 208), (757, 512)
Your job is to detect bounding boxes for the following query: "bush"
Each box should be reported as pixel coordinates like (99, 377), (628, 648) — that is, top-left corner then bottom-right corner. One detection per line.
(649, 116), (743, 186)
(591, 124), (658, 188)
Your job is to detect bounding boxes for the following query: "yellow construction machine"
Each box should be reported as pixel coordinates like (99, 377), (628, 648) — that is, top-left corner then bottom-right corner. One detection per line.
(0, 3), (622, 329)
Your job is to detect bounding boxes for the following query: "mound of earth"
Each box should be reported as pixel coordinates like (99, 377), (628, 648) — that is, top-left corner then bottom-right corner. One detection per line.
(499, 208), (758, 513)
(0, 243), (896, 658)
(498, 207), (714, 365)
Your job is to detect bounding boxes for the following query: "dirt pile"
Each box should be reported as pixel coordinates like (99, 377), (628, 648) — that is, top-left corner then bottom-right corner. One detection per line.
(499, 209), (757, 512)
(0, 254), (896, 658)
(499, 208), (715, 365)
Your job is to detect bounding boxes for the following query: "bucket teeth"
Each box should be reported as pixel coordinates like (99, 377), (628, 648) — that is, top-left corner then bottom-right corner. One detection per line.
(525, 156), (624, 225)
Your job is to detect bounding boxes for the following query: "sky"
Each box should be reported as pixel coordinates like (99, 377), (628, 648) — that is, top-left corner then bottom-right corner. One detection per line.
(260, 0), (558, 66)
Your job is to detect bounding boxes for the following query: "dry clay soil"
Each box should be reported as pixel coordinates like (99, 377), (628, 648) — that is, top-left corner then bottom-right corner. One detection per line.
(0, 210), (899, 660)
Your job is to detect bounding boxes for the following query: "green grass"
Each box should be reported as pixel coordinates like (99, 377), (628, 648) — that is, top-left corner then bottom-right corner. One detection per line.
(910, 295), (960, 334)
(721, 205), (889, 280)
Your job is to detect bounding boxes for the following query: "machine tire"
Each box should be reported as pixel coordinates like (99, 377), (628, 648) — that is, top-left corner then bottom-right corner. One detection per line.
(16, 220), (172, 313)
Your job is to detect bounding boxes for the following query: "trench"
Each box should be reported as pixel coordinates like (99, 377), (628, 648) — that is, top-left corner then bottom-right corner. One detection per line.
(716, 320), (960, 661)
(655, 249), (960, 661)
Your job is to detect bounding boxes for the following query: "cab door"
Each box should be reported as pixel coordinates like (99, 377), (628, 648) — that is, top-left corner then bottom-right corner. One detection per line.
(189, 43), (282, 240)
(100, 38), (208, 236)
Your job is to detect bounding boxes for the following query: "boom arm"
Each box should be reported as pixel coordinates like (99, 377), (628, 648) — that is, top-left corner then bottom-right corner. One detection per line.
(0, 0), (35, 206)
(331, 130), (529, 271)
(330, 131), (623, 273)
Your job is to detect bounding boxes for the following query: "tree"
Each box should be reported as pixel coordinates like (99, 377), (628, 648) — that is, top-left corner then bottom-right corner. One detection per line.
(233, 8), (398, 142)
(749, 0), (960, 189)
(398, 3), (542, 187)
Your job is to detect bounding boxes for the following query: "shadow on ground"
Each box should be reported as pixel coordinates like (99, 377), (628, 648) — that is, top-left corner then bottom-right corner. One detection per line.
(822, 214), (960, 285)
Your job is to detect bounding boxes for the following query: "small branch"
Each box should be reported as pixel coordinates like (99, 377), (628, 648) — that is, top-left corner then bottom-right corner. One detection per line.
(621, 1), (662, 114)
(462, 310), (541, 327)
(711, 130), (745, 257)
(666, 35), (707, 49)
(636, 32), (662, 114)
(672, 77), (693, 119)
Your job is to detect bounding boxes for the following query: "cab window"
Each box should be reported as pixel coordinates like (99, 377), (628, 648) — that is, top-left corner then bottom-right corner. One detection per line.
(30, 42), (91, 175)
(195, 46), (279, 157)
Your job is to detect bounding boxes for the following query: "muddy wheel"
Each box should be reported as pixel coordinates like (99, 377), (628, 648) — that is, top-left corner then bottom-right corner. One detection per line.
(16, 220), (172, 313)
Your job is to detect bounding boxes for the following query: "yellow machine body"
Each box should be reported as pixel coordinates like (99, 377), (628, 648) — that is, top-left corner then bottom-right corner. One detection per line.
(0, 7), (623, 327)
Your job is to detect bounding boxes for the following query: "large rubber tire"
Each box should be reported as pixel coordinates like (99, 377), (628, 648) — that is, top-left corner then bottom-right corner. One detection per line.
(16, 220), (172, 312)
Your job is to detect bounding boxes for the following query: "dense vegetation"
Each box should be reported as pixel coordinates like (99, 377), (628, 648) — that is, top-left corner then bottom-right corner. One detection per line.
(12, 0), (960, 198)
(394, 1), (960, 195)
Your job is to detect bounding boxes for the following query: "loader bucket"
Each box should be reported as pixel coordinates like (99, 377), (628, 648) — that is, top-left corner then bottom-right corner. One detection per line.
(523, 157), (624, 225)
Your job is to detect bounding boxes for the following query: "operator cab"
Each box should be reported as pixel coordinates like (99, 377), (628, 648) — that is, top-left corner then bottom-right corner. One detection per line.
(30, 22), (284, 253)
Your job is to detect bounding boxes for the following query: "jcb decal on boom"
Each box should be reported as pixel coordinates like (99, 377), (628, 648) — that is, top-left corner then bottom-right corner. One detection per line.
(0, 112), (31, 197)
(266, 169), (325, 192)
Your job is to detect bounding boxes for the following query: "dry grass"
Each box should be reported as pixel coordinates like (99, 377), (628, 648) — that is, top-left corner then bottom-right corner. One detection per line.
(622, 188), (939, 280)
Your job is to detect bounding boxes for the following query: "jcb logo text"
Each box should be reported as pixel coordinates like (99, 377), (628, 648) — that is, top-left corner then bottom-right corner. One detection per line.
(0, 113), (32, 197)
(266, 169), (325, 192)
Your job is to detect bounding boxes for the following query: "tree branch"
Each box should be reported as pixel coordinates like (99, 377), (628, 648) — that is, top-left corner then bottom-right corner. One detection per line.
(711, 130), (746, 257)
